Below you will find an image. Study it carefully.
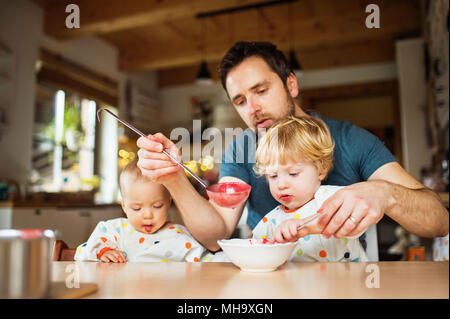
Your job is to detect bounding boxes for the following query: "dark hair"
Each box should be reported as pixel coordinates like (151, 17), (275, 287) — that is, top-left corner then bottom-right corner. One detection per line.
(218, 41), (293, 91)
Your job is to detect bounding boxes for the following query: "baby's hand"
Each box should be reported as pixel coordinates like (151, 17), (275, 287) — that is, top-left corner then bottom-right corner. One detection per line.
(100, 249), (127, 263)
(268, 219), (303, 243)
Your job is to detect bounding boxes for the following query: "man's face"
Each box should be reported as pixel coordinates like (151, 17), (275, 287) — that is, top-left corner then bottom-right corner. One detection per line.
(225, 56), (298, 132)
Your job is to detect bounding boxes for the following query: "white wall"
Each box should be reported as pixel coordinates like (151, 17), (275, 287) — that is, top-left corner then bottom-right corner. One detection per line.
(158, 83), (243, 130)
(41, 36), (121, 81)
(396, 38), (430, 180)
(298, 62), (397, 89)
(119, 71), (161, 134)
(0, 0), (43, 185)
(0, 0), (122, 188)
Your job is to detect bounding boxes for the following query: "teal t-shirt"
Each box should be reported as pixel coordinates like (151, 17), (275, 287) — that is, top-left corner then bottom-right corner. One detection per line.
(219, 113), (396, 230)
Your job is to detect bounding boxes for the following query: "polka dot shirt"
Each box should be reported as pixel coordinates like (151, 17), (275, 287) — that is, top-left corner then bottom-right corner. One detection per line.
(252, 185), (368, 262)
(74, 218), (228, 262)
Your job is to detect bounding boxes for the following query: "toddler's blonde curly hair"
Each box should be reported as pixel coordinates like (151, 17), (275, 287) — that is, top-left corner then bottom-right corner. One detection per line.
(254, 116), (334, 178)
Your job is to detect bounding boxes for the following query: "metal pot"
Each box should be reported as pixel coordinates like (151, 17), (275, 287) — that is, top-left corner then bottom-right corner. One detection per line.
(0, 229), (55, 298)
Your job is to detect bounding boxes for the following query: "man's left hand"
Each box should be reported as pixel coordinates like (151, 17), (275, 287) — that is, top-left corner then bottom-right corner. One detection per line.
(307, 181), (388, 238)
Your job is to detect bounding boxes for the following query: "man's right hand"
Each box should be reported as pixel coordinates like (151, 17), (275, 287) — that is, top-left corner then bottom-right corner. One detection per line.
(136, 133), (182, 184)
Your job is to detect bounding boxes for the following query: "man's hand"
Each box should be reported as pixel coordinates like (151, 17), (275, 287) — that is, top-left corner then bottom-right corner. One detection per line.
(136, 133), (182, 185)
(296, 162), (449, 239)
(100, 249), (127, 263)
(306, 181), (388, 239)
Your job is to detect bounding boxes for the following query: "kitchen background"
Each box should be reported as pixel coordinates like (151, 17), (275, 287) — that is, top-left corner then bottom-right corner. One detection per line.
(0, 0), (448, 261)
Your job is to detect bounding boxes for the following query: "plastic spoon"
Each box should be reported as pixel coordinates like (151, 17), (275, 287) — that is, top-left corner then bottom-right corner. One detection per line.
(97, 108), (251, 208)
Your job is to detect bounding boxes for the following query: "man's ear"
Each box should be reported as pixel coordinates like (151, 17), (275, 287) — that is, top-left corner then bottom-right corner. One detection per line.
(286, 73), (299, 99)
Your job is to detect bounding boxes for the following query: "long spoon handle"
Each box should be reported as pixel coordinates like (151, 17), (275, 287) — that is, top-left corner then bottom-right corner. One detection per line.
(97, 108), (208, 188)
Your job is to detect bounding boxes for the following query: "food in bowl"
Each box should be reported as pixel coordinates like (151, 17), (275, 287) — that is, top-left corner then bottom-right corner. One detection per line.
(217, 238), (297, 272)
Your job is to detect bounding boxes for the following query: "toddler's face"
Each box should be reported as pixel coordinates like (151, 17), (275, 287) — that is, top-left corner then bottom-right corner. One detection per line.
(265, 160), (325, 210)
(120, 177), (171, 234)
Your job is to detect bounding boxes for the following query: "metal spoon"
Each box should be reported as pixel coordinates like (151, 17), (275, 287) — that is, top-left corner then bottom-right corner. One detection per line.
(296, 213), (322, 231)
(97, 108), (252, 208)
(96, 108), (208, 188)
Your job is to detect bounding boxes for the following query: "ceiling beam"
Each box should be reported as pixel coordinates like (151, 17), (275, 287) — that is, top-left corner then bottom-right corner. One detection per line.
(120, 0), (420, 72)
(41, 0), (278, 40)
(37, 67), (117, 106)
(39, 48), (118, 96)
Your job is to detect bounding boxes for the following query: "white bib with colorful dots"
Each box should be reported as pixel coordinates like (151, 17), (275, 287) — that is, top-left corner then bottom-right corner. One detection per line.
(252, 185), (368, 262)
(74, 218), (227, 262)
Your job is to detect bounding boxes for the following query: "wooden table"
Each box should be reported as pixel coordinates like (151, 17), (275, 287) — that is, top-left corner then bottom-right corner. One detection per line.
(51, 261), (448, 299)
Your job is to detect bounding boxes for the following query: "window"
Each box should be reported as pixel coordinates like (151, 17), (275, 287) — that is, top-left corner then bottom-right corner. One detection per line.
(32, 86), (97, 191)
(32, 85), (119, 203)
(31, 49), (120, 203)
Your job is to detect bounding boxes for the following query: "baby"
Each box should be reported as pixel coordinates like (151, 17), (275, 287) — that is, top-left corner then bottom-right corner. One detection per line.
(75, 159), (225, 262)
(252, 116), (368, 262)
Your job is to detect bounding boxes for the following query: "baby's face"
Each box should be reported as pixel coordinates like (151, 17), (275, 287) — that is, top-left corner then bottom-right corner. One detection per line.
(120, 177), (171, 234)
(265, 160), (325, 210)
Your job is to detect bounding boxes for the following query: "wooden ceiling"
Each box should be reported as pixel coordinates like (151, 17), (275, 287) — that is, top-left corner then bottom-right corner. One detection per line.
(33, 0), (422, 86)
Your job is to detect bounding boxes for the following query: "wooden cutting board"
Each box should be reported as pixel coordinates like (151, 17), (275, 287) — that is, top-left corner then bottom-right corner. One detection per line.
(48, 282), (98, 299)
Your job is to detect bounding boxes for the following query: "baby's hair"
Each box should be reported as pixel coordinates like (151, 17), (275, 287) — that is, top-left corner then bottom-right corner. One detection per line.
(254, 116), (334, 177)
(119, 159), (170, 198)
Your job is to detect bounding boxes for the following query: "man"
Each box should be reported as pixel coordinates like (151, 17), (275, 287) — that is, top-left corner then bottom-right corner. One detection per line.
(137, 41), (448, 252)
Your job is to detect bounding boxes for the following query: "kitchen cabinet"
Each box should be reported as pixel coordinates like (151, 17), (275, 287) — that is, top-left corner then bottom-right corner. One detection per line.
(10, 205), (123, 247)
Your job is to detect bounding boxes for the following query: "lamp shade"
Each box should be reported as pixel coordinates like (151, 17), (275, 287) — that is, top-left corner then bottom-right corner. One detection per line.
(196, 61), (213, 85)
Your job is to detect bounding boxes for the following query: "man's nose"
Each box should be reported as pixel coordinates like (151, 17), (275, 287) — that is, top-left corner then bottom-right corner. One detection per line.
(248, 96), (261, 115)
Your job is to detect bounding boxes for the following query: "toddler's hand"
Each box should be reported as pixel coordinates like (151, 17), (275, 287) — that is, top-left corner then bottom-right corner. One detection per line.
(100, 249), (127, 263)
(268, 219), (303, 243)
(268, 213), (324, 243)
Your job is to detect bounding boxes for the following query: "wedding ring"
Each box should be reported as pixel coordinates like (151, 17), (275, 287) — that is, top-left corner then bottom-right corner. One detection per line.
(349, 215), (358, 224)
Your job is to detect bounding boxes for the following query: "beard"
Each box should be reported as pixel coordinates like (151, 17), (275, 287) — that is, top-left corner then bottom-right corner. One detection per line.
(253, 86), (296, 132)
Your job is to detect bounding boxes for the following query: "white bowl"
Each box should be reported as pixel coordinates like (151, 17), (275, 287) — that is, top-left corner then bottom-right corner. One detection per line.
(217, 238), (297, 272)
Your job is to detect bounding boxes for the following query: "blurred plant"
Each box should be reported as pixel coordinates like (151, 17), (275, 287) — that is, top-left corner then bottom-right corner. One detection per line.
(41, 95), (84, 150)
(64, 97), (83, 151)
(81, 175), (100, 189)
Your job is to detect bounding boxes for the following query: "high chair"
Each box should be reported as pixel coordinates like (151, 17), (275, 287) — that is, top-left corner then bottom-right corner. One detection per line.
(53, 240), (76, 261)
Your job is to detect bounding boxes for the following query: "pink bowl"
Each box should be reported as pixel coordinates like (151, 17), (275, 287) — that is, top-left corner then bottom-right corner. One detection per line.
(206, 182), (251, 208)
